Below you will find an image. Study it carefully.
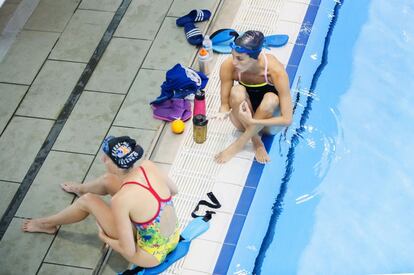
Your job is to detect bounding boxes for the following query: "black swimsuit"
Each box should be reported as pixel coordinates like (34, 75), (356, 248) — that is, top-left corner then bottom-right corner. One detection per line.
(238, 53), (278, 112)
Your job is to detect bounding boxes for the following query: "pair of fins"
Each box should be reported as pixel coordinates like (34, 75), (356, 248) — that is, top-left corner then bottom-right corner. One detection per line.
(210, 28), (289, 54)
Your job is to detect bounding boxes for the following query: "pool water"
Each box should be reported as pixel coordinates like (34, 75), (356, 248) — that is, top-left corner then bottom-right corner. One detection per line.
(229, 0), (414, 274)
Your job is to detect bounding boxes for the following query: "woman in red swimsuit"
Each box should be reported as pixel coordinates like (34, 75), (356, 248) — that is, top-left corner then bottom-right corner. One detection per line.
(22, 136), (179, 268)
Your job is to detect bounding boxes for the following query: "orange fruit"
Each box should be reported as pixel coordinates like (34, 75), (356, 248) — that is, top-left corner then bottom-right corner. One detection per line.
(171, 119), (185, 134)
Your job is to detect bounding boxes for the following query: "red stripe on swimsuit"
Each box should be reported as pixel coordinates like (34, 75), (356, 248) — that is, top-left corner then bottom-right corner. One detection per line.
(121, 166), (172, 225)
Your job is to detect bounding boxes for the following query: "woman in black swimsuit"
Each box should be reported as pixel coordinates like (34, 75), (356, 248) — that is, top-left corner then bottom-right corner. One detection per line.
(215, 30), (293, 164)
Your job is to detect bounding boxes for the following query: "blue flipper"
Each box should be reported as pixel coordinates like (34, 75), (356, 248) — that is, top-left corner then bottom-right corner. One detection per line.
(264, 34), (289, 47)
(212, 43), (232, 54)
(181, 216), (210, 240)
(119, 217), (210, 275)
(210, 28), (238, 44)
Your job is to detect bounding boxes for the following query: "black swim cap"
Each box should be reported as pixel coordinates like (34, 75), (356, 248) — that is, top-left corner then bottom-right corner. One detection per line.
(102, 136), (144, 169)
(234, 30), (264, 59)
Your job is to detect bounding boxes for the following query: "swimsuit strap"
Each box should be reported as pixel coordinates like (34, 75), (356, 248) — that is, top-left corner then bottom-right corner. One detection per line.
(238, 53), (270, 85)
(125, 166), (172, 225)
(139, 166), (171, 202)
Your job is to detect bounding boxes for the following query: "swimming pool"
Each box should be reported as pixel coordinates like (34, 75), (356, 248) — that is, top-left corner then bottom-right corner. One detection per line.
(221, 0), (414, 274)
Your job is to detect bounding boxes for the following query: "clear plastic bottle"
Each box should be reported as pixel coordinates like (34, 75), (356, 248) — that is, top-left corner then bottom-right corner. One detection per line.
(202, 35), (213, 56)
(198, 48), (211, 75)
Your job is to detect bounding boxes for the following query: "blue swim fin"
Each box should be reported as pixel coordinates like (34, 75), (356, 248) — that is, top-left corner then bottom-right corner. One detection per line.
(212, 43), (232, 54)
(264, 34), (289, 48)
(181, 216), (210, 240)
(210, 28), (238, 44)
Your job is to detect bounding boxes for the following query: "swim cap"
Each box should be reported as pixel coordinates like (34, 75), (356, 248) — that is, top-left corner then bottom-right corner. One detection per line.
(102, 136), (144, 169)
(232, 30), (264, 59)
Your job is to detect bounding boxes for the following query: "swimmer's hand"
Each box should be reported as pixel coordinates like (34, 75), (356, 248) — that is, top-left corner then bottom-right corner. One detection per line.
(210, 110), (231, 120)
(239, 101), (253, 125)
(97, 222), (109, 242)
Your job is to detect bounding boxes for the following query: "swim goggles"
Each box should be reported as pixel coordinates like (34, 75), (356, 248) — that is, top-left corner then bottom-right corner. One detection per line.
(102, 135), (114, 154)
(229, 41), (262, 54)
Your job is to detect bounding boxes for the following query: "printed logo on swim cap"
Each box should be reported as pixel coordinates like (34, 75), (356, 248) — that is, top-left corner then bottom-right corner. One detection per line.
(111, 142), (132, 158)
(181, 64), (202, 86)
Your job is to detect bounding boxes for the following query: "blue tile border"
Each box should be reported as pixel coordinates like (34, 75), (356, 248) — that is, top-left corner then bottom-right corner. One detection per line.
(223, 214), (246, 245)
(245, 162), (264, 188)
(234, 187), (256, 216)
(212, 2), (321, 274)
(213, 244), (236, 275)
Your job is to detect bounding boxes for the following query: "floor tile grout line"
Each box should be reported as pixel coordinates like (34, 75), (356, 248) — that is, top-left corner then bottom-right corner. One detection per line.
(111, 35), (152, 41)
(41, 261), (93, 271)
(13, 114), (56, 121)
(83, 89), (128, 96)
(0, 179), (20, 184)
(0, 0), (132, 241)
(46, 58), (88, 64)
(0, 81), (29, 86)
(50, 149), (96, 156)
(111, 124), (158, 131)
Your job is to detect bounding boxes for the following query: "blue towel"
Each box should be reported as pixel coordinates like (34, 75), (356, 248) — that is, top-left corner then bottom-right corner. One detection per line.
(151, 64), (208, 105)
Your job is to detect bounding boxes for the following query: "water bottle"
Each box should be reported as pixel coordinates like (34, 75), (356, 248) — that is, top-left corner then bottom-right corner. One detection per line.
(193, 114), (208, 144)
(202, 35), (213, 56)
(193, 89), (206, 116)
(198, 48), (211, 75)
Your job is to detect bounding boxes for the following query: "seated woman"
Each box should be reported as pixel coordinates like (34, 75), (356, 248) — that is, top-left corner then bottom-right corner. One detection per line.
(22, 136), (180, 268)
(215, 30), (293, 164)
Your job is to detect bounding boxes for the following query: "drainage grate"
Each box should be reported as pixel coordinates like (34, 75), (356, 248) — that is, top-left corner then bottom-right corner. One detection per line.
(163, 0), (291, 274)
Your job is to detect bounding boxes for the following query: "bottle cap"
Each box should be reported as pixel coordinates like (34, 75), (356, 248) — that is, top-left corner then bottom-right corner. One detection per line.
(199, 48), (208, 57)
(193, 114), (208, 126)
(195, 90), (205, 100)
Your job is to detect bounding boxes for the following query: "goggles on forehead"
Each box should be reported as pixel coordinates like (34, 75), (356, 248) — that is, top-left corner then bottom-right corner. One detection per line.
(102, 135), (114, 154)
(230, 41), (262, 55)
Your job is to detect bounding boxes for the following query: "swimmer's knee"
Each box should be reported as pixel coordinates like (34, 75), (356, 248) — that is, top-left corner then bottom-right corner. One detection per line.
(230, 85), (247, 106)
(77, 193), (99, 209)
(260, 93), (279, 113)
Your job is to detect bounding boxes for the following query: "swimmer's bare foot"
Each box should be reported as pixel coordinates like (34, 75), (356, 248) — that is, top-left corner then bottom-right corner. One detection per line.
(21, 219), (57, 234)
(254, 144), (270, 163)
(61, 182), (83, 197)
(215, 142), (244, 164)
(252, 136), (270, 164)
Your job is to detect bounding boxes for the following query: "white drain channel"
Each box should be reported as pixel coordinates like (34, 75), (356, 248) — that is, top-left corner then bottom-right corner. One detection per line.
(165, 0), (288, 274)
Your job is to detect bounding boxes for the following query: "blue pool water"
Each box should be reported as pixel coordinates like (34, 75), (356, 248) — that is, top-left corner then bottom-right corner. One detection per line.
(227, 0), (414, 274)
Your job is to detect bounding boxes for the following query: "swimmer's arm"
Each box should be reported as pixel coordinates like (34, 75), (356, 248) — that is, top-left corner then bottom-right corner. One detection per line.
(219, 57), (234, 113)
(102, 196), (137, 258)
(166, 177), (178, 196)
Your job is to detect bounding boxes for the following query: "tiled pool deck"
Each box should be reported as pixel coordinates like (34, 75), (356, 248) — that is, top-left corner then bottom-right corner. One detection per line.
(0, 0), (314, 274)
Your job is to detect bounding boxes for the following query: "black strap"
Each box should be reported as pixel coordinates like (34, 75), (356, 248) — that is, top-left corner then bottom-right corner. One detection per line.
(191, 192), (221, 221)
(120, 265), (144, 275)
